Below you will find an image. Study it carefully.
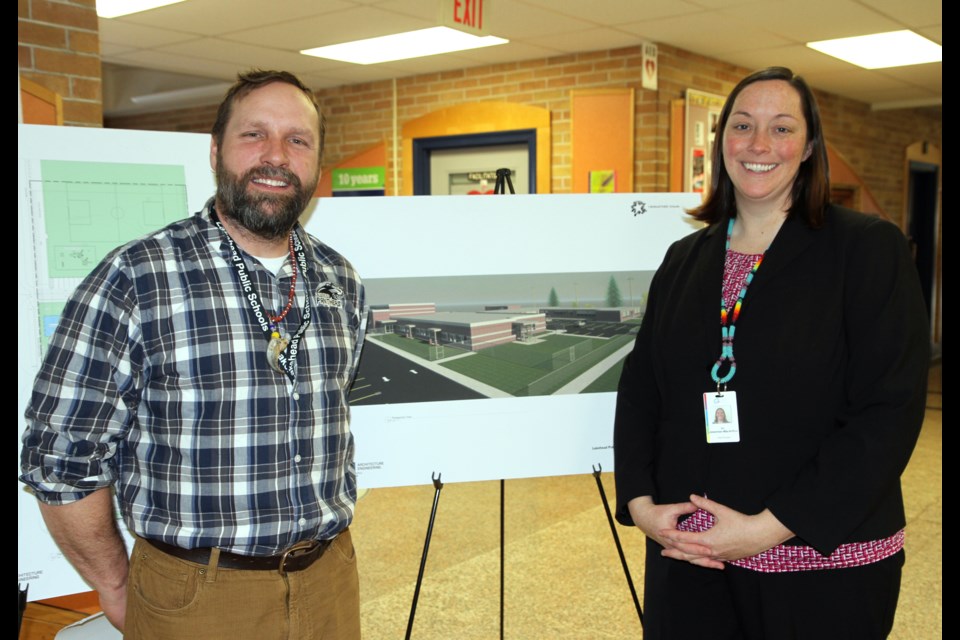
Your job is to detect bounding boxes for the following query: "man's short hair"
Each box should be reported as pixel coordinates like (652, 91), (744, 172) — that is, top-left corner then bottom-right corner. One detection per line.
(212, 69), (326, 160)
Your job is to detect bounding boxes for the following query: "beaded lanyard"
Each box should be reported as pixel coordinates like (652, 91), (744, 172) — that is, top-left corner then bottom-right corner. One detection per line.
(268, 232), (299, 331)
(710, 217), (764, 391)
(209, 206), (311, 382)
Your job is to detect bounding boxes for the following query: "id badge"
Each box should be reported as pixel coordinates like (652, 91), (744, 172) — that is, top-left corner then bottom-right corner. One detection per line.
(703, 391), (740, 443)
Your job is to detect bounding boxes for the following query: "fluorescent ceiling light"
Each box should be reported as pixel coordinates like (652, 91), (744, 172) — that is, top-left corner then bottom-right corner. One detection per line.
(807, 30), (941, 69)
(301, 27), (508, 65)
(97, 0), (186, 19)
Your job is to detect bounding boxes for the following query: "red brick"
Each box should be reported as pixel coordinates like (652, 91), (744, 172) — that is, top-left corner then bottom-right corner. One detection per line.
(547, 76), (576, 88)
(31, 0), (98, 30)
(19, 45), (33, 69)
(576, 50), (609, 62)
(18, 19), (66, 47)
(63, 98), (102, 126)
(576, 72), (608, 85)
(67, 29), (99, 54)
(594, 58), (627, 71)
(548, 54), (576, 66)
(34, 48), (100, 76)
(464, 87), (491, 99)
(69, 75), (100, 100)
(517, 58), (546, 70)
(610, 69), (643, 83)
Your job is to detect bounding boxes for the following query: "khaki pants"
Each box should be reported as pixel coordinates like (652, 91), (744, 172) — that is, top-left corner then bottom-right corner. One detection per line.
(124, 531), (360, 640)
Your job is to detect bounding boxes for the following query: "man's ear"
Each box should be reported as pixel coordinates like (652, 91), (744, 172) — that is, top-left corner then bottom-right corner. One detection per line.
(210, 138), (219, 172)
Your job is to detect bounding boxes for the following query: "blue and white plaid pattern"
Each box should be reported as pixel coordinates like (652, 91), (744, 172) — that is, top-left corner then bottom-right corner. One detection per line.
(22, 200), (365, 556)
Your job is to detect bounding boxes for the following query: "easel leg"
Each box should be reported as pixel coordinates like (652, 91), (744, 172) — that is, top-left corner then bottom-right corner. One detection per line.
(592, 464), (643, 626)
(405, 472), (444, 640)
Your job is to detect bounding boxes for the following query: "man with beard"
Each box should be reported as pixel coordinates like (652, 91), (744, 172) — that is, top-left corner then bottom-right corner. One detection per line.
(21, 70), (366, 639)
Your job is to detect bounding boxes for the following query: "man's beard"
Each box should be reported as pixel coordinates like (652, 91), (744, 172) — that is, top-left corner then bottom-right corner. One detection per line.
(215, 157), (318, 241)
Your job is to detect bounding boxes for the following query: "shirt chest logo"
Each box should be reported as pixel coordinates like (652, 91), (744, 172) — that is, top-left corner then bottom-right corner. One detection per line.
(315, 281), (345, 309)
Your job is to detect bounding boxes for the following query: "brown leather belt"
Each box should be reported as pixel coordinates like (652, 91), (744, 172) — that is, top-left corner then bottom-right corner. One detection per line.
(145, 537), (334, 574)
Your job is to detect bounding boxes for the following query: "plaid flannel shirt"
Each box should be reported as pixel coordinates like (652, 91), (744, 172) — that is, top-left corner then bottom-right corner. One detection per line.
(21, 200), (366, 555)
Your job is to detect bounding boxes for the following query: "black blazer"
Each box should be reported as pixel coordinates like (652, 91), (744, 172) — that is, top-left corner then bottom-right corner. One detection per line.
(613, 206), (929, 556)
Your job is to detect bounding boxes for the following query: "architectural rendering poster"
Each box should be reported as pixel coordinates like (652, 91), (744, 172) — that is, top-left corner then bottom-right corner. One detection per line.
(18, 124), (214, 600)
(304, 193), (701, 488)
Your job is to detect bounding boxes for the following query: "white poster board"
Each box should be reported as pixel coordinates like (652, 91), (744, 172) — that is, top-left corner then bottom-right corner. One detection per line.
(303, 193), (700, 488)
(18, 125), (214, 600)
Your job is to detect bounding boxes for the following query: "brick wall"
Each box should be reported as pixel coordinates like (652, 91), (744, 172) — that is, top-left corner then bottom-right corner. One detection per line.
(104, 44), (941, 224)
(19, 0), (102, 127)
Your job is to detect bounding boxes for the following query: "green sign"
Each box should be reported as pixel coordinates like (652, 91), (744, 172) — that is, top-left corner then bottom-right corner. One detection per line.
(332, 167), (385, 191)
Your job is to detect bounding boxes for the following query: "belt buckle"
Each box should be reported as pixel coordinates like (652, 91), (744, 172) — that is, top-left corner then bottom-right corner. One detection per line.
(278, 540), (317, 575)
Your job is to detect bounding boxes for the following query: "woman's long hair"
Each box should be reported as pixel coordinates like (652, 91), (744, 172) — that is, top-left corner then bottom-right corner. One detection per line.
(689, 67), (830, 228)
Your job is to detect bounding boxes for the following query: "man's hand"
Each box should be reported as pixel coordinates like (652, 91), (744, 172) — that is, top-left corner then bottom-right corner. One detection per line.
(38, 488), (129, 632)
(657, 494), (793, 569)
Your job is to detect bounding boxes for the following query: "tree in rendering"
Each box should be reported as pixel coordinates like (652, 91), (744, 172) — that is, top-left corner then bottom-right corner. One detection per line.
(548, 287), (560, 307)
(606, 276), (623, 307)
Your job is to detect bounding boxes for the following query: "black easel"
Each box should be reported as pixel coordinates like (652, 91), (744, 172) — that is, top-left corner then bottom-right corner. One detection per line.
(592, 464), (643, 626)
(492, 168), (514, 639)
(405, 473), (444, 640)
(18, 583), (28, 638)
(407, 171), (515, 638)
(493, 168), (515, 195)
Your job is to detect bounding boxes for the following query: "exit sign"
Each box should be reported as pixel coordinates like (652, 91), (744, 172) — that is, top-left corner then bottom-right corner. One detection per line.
(439, 0), (490, 36)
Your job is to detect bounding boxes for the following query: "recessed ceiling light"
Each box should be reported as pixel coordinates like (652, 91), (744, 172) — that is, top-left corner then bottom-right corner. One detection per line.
(807, 30), (941, 69)
(301, 27), (508, 65)
(97, 0), (187, 18)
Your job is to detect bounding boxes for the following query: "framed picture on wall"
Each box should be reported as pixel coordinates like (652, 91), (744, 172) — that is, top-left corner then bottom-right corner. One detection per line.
(684, 89), (726, 194)
(413, 130), (536, 195)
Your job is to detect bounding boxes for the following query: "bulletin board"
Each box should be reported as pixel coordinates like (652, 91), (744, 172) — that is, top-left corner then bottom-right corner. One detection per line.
(571, 88), (635, 193)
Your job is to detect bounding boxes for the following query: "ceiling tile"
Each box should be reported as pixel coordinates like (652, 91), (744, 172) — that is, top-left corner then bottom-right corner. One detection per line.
(108, 50), (245, 80)
(113, 0), (353, 36)
(154, 39), (316, 72)
(856, 0), (941, 28)
(915, 25), (941, 44)
(718, 44), (862, 75)
(225, 6), (432, 50)
(516, 0), (704, 24)
(99, 18), (198, 48)
(481, 2), (592, 38)
(877, 64), (942, 92)
(721, 0), (903, 43)
(619, 12), (789, 54)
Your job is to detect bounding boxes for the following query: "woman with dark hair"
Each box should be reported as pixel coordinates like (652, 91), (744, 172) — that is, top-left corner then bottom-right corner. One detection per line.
(614, 67), (928, 638)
